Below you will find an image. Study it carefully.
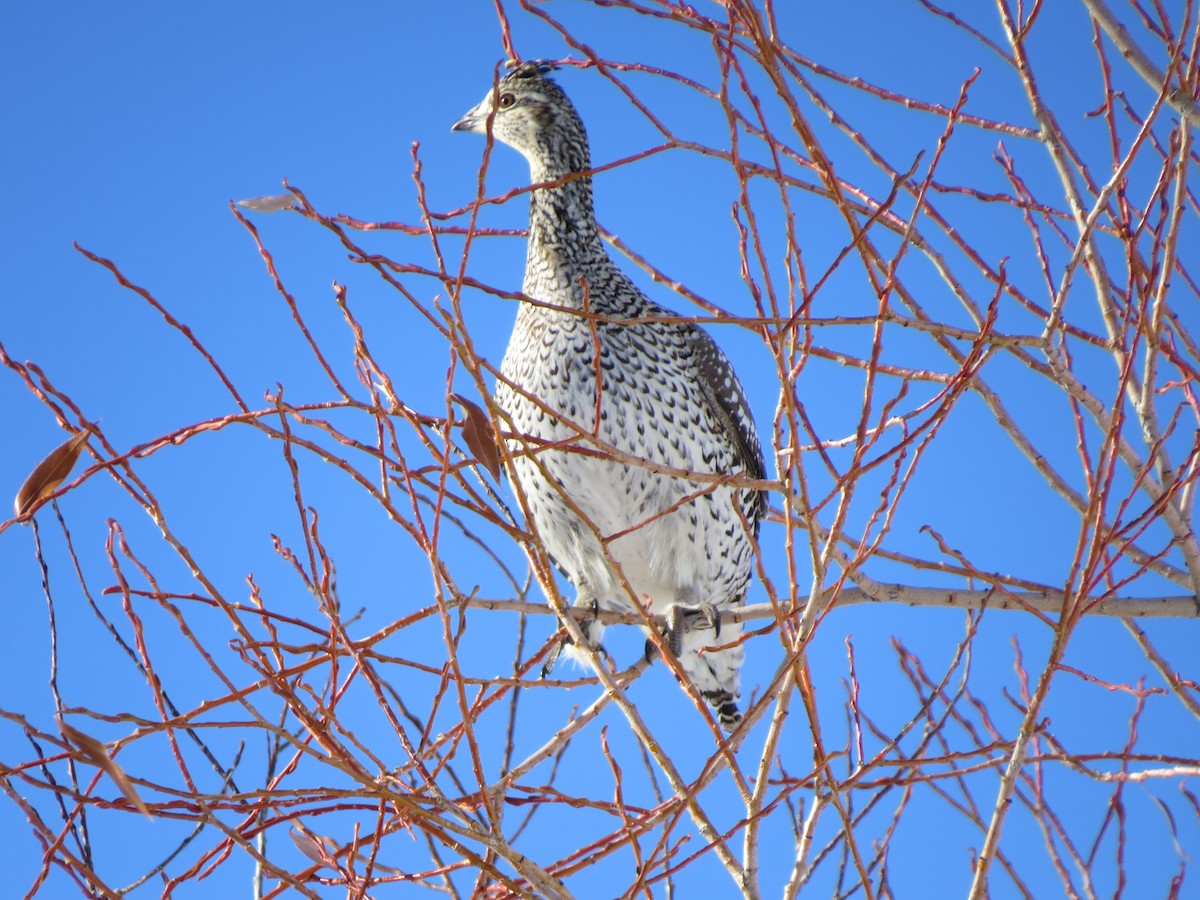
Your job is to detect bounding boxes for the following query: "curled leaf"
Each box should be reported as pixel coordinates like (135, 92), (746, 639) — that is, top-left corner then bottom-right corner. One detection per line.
(290, 825), (333, 866)
(451, 394), (501, 481)
(14, 430), (91, 518)
(236, 193), (296, 213)
(59, 718), (152, 819)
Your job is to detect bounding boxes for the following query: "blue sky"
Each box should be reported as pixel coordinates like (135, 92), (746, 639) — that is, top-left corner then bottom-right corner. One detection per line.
(3, 2), (1198, 897)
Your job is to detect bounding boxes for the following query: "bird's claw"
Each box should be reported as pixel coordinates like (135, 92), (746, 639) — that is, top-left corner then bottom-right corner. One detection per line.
(642, 636), (660, 663)
(541, 639), (566, 678)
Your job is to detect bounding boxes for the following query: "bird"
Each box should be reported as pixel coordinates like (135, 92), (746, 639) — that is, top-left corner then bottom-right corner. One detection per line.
(452, 61), (766, 732)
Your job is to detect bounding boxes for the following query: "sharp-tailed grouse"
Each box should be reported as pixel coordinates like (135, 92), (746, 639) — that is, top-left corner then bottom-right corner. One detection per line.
(452, 61), (765, 732)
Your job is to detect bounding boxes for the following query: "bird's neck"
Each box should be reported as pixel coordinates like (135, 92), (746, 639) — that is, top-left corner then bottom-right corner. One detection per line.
(524, 159), (610, 300)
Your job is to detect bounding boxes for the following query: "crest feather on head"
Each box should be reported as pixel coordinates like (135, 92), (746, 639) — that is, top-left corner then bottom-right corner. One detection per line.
(503, 59), (558, 80)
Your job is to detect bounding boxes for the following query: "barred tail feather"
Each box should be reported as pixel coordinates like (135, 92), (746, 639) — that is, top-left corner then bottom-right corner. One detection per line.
(678, 623), (744, 733)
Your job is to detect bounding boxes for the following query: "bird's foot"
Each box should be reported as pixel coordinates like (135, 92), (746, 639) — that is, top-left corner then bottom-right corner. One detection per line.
(695, 602), (721, 638)
(651, 602), (723, 663)
(542, 599), (606, 677)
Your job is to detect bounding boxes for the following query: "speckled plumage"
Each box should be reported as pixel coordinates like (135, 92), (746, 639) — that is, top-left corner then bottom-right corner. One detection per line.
(453, 62), (765, 731)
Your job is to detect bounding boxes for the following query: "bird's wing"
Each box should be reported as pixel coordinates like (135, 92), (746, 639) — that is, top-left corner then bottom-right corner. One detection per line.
(687, 327), (768, 526)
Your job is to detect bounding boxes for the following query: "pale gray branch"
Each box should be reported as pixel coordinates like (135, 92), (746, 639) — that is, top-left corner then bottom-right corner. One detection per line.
(455, 585), (1200, 627)
(1082, 0), (1200, 127)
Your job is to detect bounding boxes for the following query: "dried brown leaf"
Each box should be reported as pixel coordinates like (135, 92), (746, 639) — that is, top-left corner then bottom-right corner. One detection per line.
(59, 719), (153, 819)
(14, 430), (91, 518)
(290, 825), (332, 866)
(236, 193), (296, 213)
(452, 393), (501, 481)
(1150, 791), (1186, 859)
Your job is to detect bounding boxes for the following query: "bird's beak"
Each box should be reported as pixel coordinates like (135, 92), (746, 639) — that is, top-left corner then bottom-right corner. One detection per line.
(451, 101), (486, 134)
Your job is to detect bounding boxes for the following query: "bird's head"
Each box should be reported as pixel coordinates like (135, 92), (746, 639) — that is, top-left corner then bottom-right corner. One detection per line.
(452, 61), (590, 176)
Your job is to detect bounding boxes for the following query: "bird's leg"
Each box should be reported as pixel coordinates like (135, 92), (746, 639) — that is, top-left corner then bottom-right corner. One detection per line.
(667, 604), (687, 657)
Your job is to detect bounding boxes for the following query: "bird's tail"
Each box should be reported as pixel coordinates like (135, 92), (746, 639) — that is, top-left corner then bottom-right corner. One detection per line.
(676, 620), (744, 732)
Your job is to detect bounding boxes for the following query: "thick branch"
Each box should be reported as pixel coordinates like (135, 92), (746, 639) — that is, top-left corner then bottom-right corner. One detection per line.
(454, 585), (1200, 627)
(1082, 0), (1200, 126)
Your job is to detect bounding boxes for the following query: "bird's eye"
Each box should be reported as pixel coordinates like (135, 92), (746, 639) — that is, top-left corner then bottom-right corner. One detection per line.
(498, 92), (516, 109)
